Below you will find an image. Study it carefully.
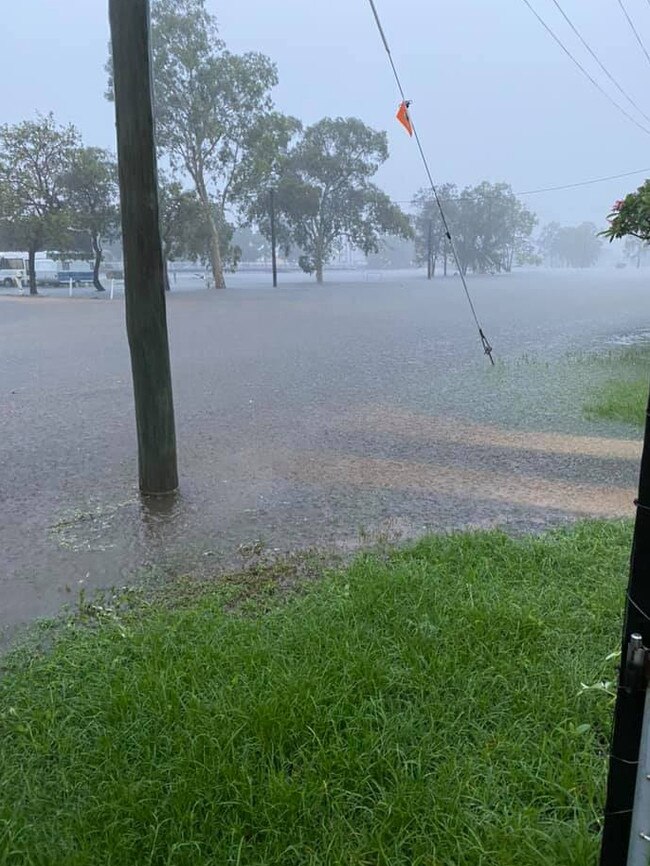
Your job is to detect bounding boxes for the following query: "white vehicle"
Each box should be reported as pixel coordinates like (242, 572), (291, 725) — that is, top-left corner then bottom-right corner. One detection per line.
(32, 258), (58, 286)
(0, 255), (25, 287)
(0, 253), (61, 287)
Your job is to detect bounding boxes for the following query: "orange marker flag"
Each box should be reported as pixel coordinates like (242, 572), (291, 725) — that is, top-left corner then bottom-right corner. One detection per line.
(396, 100), (413, 136)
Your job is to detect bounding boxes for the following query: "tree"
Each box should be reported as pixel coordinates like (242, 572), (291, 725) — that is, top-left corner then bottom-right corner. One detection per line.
(413, 184), (458, 277)
(540, 221), (602, 267)
(109, 0), (298, 289)
(64, 147), (119, 291)
(500, 192), (538, 272)
(538, 221), (561, 267)
(453, 182), (537, 275)
(254, 117), (412, 283)
(158, 175), (239, 289)
(158, 176), (190, 290)
(0, 114), (78, 295)
(413, 182), (537, 277)
(604, 181), (650, 260)
(624, 236), (648, 268)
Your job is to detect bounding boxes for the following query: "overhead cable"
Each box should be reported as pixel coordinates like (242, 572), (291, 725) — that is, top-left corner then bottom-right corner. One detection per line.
(382, 167), (650, 206)
(617, 0), (650, 71)
(520, 0), (650, 137)
(549, 0), (650, 125)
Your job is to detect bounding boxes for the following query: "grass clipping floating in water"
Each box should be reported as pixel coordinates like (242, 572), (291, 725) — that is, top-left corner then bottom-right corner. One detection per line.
(0, 522), (631, 865)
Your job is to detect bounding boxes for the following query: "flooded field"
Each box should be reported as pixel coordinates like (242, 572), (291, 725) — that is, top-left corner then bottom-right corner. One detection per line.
(1, 267), (647, 635)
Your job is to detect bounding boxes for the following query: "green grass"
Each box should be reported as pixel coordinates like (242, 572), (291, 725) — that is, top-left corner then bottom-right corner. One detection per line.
(584, 344), (650, 427)
(0, 522), (631, 866)
(585, 378), (648, 427)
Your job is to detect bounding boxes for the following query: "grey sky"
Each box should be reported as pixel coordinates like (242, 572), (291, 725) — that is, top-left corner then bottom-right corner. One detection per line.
(4, 0), (650, 228)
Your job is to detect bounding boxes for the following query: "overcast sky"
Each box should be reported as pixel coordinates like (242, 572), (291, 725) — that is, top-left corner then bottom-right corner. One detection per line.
(4, 0), (650, 228)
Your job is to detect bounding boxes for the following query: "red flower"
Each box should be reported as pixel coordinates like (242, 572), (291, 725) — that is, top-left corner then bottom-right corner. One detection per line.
(613, 200), (624, 212)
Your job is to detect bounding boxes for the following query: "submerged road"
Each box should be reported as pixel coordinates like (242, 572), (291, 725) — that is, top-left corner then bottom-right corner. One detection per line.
(0, 268), (647, 633)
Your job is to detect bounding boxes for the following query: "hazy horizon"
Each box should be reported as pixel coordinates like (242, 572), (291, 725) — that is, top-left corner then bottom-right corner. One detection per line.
(3, 0), (650, 231)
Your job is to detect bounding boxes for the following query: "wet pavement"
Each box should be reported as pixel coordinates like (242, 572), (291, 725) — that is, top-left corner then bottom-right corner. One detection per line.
(1, 267), (647, 635)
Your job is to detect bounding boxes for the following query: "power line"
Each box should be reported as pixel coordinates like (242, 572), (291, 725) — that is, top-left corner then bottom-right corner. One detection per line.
(517, 166), (650, 195)
(381, 166), (650, 205)
(548, 0), (650, 125)
(519, 0), (650, 137)
(237, 165), (650, 224)
(366, 0), (495, 364)
(617, 0), (650, 71)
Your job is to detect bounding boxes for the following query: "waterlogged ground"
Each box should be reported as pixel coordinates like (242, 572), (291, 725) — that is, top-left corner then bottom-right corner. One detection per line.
(1, 267), (647, 635)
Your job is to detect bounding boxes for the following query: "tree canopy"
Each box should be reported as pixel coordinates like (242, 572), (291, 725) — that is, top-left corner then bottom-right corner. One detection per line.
(252, 117), (412, 283)
(413, 182), (537, 276)
(412, 183), (457, 277)
(623, 236), (648, 268)
(603, 180), (650, 247)
(158, 174), (238, 288)
(108, 0), (298, 289)
(0, 113), (79, 294)
(63, 147), (119, 291)
(539, 221), (602, 268)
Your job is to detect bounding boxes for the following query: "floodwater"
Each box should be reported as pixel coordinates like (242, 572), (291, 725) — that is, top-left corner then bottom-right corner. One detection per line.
(0, 268), (647, 635)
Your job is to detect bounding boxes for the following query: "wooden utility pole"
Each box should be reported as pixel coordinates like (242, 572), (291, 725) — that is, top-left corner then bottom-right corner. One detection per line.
(270, 188), (278, 288)
(109, 0), (178, 495)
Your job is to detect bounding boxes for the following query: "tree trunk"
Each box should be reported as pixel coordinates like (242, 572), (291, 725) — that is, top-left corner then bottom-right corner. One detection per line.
(28, 247), (37, 296)
(91, 232), (105, 291)
(443, 247), (448, 277)
(110, 0), (178, 495)
(316, 261), (324, 284)
(196, 183), (225, 289)
(207, 210), (225, 288)
(161, 241), (171, 291)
